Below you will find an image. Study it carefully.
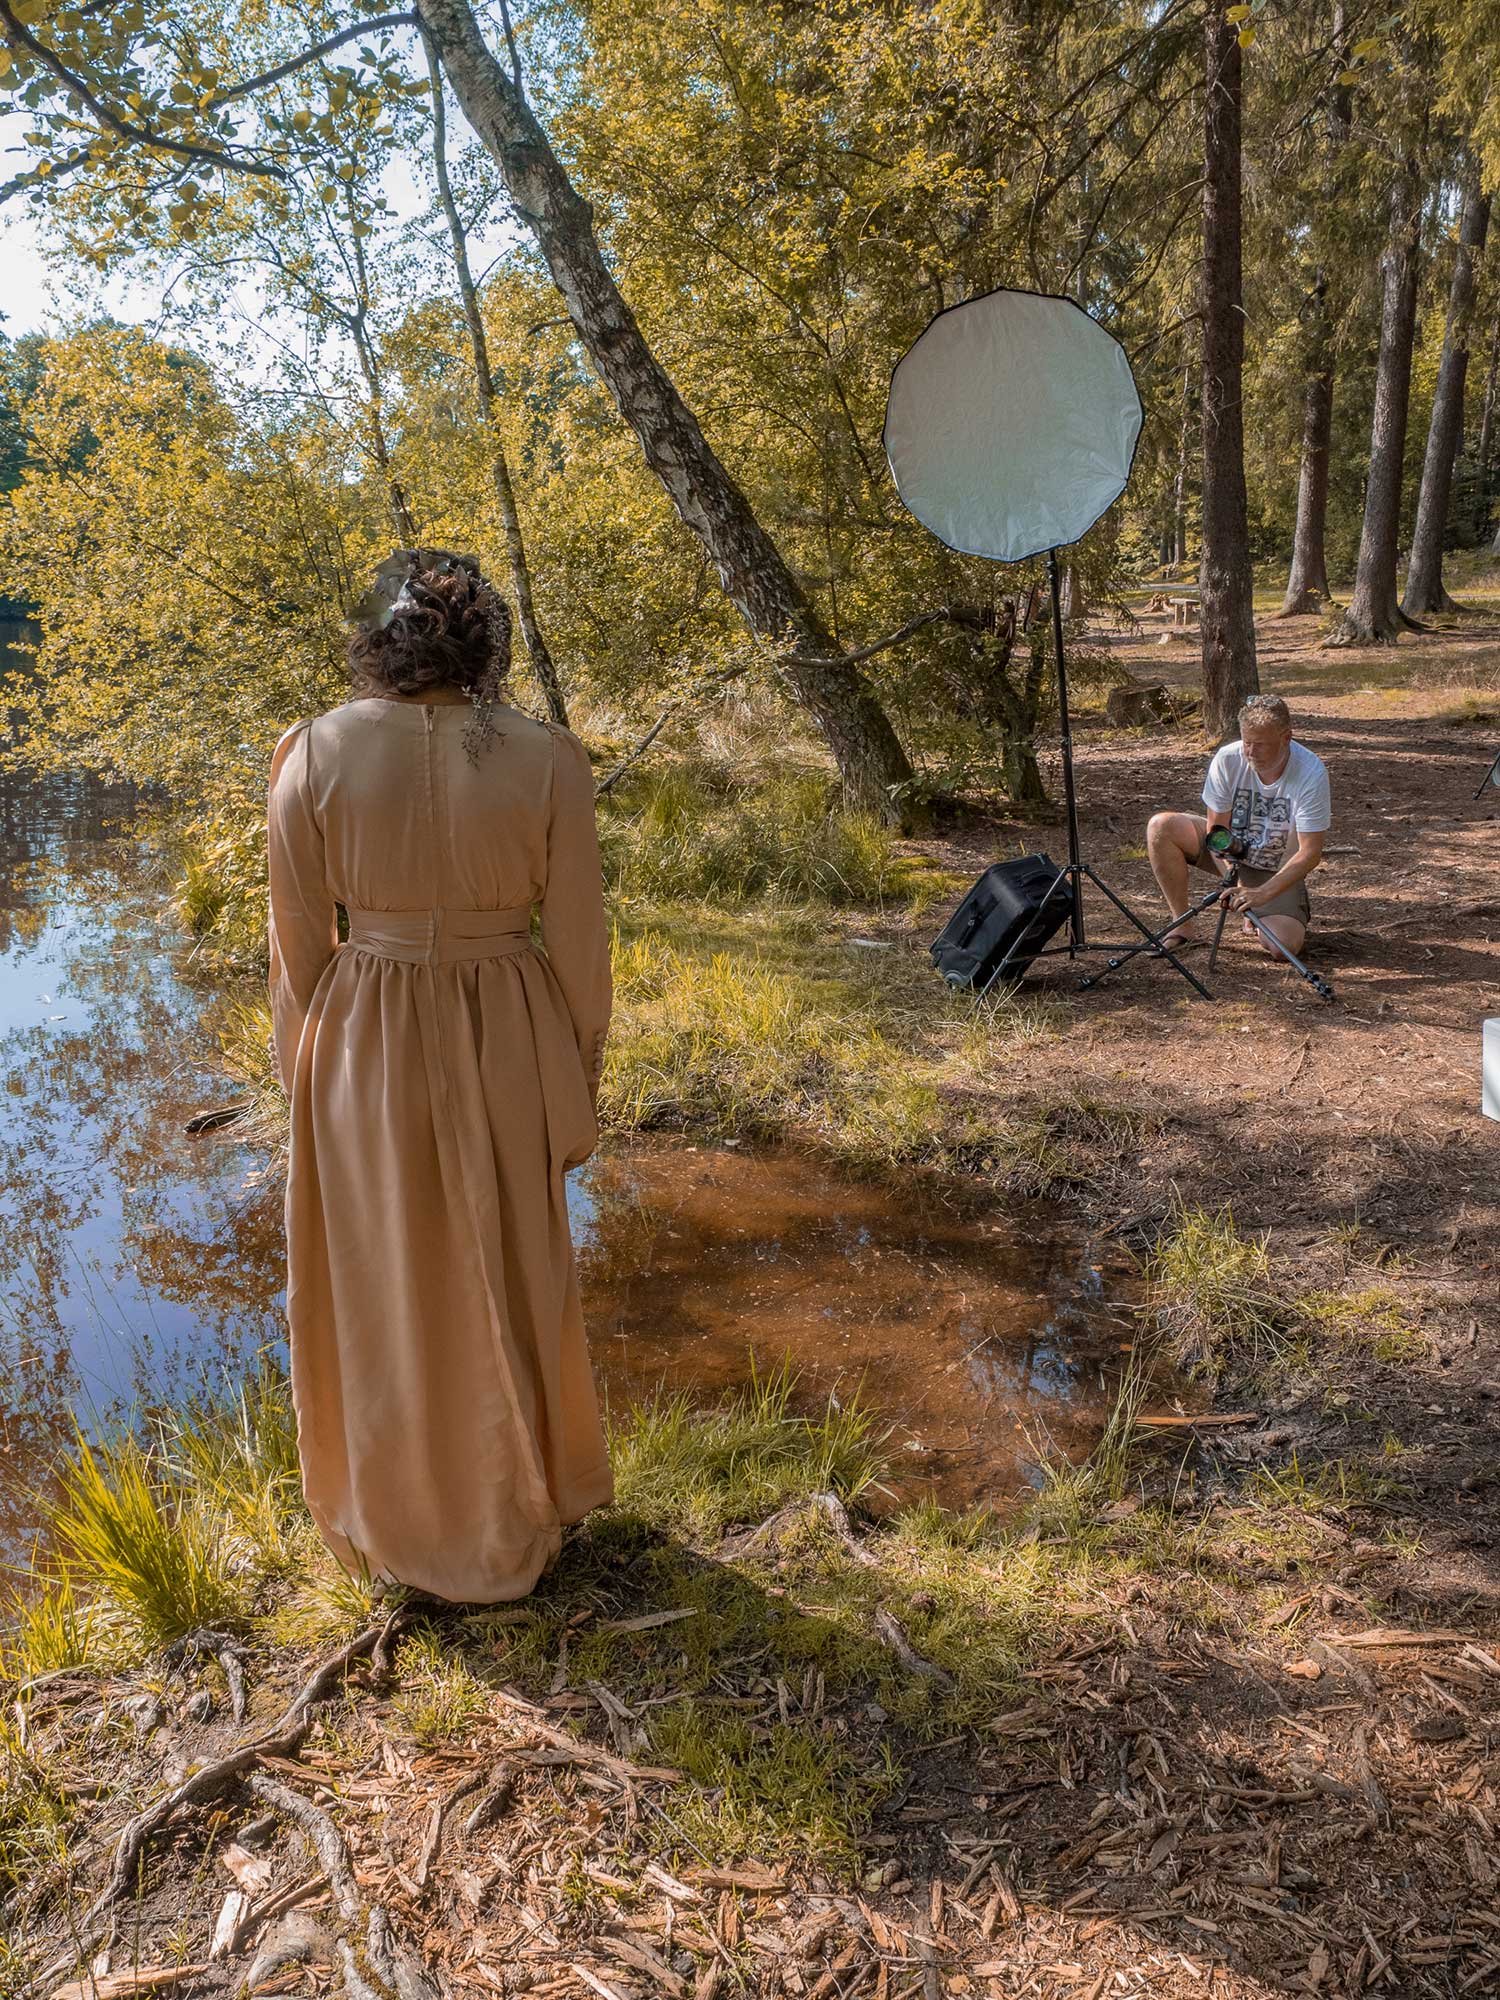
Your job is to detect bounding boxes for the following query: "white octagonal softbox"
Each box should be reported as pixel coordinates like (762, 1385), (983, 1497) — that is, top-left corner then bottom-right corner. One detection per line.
(883, 288), (1142, 563)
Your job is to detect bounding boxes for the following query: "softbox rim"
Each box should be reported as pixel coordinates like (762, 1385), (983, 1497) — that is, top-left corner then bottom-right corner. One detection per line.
(881, 285), (1144, 565)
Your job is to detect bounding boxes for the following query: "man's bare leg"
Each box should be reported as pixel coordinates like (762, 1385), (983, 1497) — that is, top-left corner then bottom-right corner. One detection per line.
(1147, 811), (1210, 942)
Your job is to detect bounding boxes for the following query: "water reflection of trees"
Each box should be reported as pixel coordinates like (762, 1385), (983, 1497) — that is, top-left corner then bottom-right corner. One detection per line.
(0, 768), (284, 1546)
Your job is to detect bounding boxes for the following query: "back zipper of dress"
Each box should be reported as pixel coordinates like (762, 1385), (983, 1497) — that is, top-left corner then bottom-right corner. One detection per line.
(423, 703), (437, 961)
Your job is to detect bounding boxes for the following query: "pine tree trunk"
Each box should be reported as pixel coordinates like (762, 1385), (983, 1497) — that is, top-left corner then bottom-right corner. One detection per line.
(415, 0), (915, 819)
(1199, 11), (1259, 741)
(1172, 363), (1191, 570)
(1279, 271), (1334, 614)
(1329, 161), (1423, 645)
(1403, 180), (1491, 616)
(1474, 314), (1498, 542)
(423, 28), (568, 726)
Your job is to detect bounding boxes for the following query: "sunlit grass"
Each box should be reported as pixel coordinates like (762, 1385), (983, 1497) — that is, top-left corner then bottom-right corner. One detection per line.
(1146, 1199), (1298, 1378)
(392, 1629), (492, 1746)
(600, 758), (939, 911)
(609, 1362), (886, 1540)
(48, 1430), (252, 1650)
(599, 927), (950, 1167)
(166, 1356), (304, 1573)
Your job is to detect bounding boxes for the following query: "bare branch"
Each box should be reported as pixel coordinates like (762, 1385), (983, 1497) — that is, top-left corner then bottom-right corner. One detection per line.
(210, 12), (417, 104)
(497, 0), (522, 88)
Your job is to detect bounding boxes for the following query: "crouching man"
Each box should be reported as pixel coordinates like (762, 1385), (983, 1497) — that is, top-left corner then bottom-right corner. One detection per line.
(1146, 693), (1330, 957)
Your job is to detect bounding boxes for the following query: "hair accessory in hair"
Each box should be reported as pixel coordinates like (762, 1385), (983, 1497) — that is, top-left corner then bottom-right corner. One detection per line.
(349, 548), (487, 634)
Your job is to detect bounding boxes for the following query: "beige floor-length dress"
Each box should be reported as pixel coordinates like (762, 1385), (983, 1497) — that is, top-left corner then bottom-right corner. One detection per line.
(267, 697), (614, 1603)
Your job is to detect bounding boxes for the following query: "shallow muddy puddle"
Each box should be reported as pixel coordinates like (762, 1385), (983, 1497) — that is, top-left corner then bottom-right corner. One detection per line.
(575, 1143), (1141, 1511)
(0, 762), (1159, 1571)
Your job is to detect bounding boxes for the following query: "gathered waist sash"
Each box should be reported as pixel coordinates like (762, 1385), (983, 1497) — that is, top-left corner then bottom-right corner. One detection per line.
(344, 904), (533, 965)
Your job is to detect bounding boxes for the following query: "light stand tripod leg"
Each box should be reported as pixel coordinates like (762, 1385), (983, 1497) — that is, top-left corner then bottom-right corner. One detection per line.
(1077, 865), (1214, 1000)
(1046, 551), (1086, 954)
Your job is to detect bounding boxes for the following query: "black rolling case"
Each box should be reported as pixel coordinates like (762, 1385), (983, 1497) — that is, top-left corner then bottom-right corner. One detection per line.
(929, 853), (1072, 994)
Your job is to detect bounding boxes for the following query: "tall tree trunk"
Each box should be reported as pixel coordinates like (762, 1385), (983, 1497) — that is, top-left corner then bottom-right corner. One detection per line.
(1199, 10), (1258, 741)
(1403, 179), (1491, 616)
(1172, 363), (1191, 570)
(422, 29), (568, 725)
(415, 0), (915, 819)
(1475, 313), (1499, 543)
(1330, 160), (1423, 644)
(1279, 271), (1335, 614)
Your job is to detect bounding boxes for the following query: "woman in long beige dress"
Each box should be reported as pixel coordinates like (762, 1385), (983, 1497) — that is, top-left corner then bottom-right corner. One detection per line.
(267, 550), (613, 1603)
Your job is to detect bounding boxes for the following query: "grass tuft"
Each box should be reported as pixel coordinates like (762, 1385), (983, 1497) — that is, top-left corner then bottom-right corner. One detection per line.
(600, 760), (931, 910)
(1146, 1200), (1298, 1378)
(48, 1429), (251, 1649)
(600, 931), (946, 1167)
(610, 1362), (886, 1541)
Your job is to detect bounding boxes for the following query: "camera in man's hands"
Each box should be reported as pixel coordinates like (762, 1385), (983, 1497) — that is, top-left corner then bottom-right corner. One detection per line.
(1205, 825), (1250, 862)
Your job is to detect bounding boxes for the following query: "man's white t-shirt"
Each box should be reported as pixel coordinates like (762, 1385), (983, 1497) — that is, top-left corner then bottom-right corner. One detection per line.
(1202, 739), (1331, 873)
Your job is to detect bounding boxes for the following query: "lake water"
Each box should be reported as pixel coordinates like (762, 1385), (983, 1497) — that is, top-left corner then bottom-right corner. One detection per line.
(0, 765), (1146, 1568)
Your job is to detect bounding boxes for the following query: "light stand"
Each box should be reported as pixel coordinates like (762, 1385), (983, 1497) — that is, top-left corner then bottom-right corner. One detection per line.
(977, 548), (1213, 1001)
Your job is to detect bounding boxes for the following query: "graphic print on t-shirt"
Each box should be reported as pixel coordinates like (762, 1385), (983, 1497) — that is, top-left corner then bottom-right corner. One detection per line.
(1229, 782), (1293, 870)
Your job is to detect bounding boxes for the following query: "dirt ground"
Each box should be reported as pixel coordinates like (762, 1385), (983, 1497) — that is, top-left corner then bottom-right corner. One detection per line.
(12, 601), (1500, 2000)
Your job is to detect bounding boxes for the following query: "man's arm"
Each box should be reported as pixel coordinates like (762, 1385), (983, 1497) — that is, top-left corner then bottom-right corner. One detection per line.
(1231, 829), (1326, 909)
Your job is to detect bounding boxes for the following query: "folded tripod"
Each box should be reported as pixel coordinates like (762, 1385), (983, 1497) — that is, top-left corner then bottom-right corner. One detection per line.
(1079, 858), (1334, 1003)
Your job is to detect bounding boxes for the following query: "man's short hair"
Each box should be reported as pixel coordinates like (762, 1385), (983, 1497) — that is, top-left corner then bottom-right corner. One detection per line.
(1239, 693), (1292, 733)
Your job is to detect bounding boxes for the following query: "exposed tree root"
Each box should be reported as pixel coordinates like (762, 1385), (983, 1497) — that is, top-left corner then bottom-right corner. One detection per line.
(871, 1608), (955, 1687)
(84, 1603), (416, 1932)
(163, 1627), (250, 1723)
(247, 1772), (440, 2000)
(721, 1489), (880, 1567)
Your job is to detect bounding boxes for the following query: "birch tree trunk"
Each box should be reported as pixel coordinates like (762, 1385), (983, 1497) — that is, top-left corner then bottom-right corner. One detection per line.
(1329, 160), (1423, 645)
(415, 0), (915, 819)
(1199, 10), (1258, 741)
(1402, 179), (1491, 617)
(422, 29), (568, 725)
(1279, 271), (1334, 614)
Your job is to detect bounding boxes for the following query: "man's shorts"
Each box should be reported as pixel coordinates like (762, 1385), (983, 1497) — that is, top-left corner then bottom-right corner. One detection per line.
(1189, 827), (1311, 928)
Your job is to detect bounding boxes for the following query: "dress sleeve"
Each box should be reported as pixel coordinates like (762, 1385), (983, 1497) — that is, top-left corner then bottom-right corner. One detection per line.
(267, 720), (338, 1096)
(539, 724), (613, 1100)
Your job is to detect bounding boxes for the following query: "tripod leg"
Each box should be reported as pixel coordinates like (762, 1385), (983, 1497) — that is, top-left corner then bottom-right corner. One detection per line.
(1209, 893), (1231, 974)
(1077, 882), (1226, 989)
(1242, 909), (1335, 1001)
(1081, 867), (1213, 1000)
(974, 863), (1073, 1001)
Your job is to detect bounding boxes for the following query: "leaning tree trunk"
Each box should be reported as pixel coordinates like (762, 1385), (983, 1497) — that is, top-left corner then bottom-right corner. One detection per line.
(1403, 179), (1491, 617)
(415, 0), (915, 819)
(1199, 10), (1259, 740)
(1330, 161), (1423, 645)
(422, 28), (568, 726)
(1279, 271), (1335, 614)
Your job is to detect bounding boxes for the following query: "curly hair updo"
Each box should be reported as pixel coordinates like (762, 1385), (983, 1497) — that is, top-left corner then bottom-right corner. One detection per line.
(348, 548), (514, 760)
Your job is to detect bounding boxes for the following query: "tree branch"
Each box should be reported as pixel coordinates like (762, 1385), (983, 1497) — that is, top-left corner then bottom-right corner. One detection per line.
(210, 12), (417, 104)
(0, 0), (284, 178)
